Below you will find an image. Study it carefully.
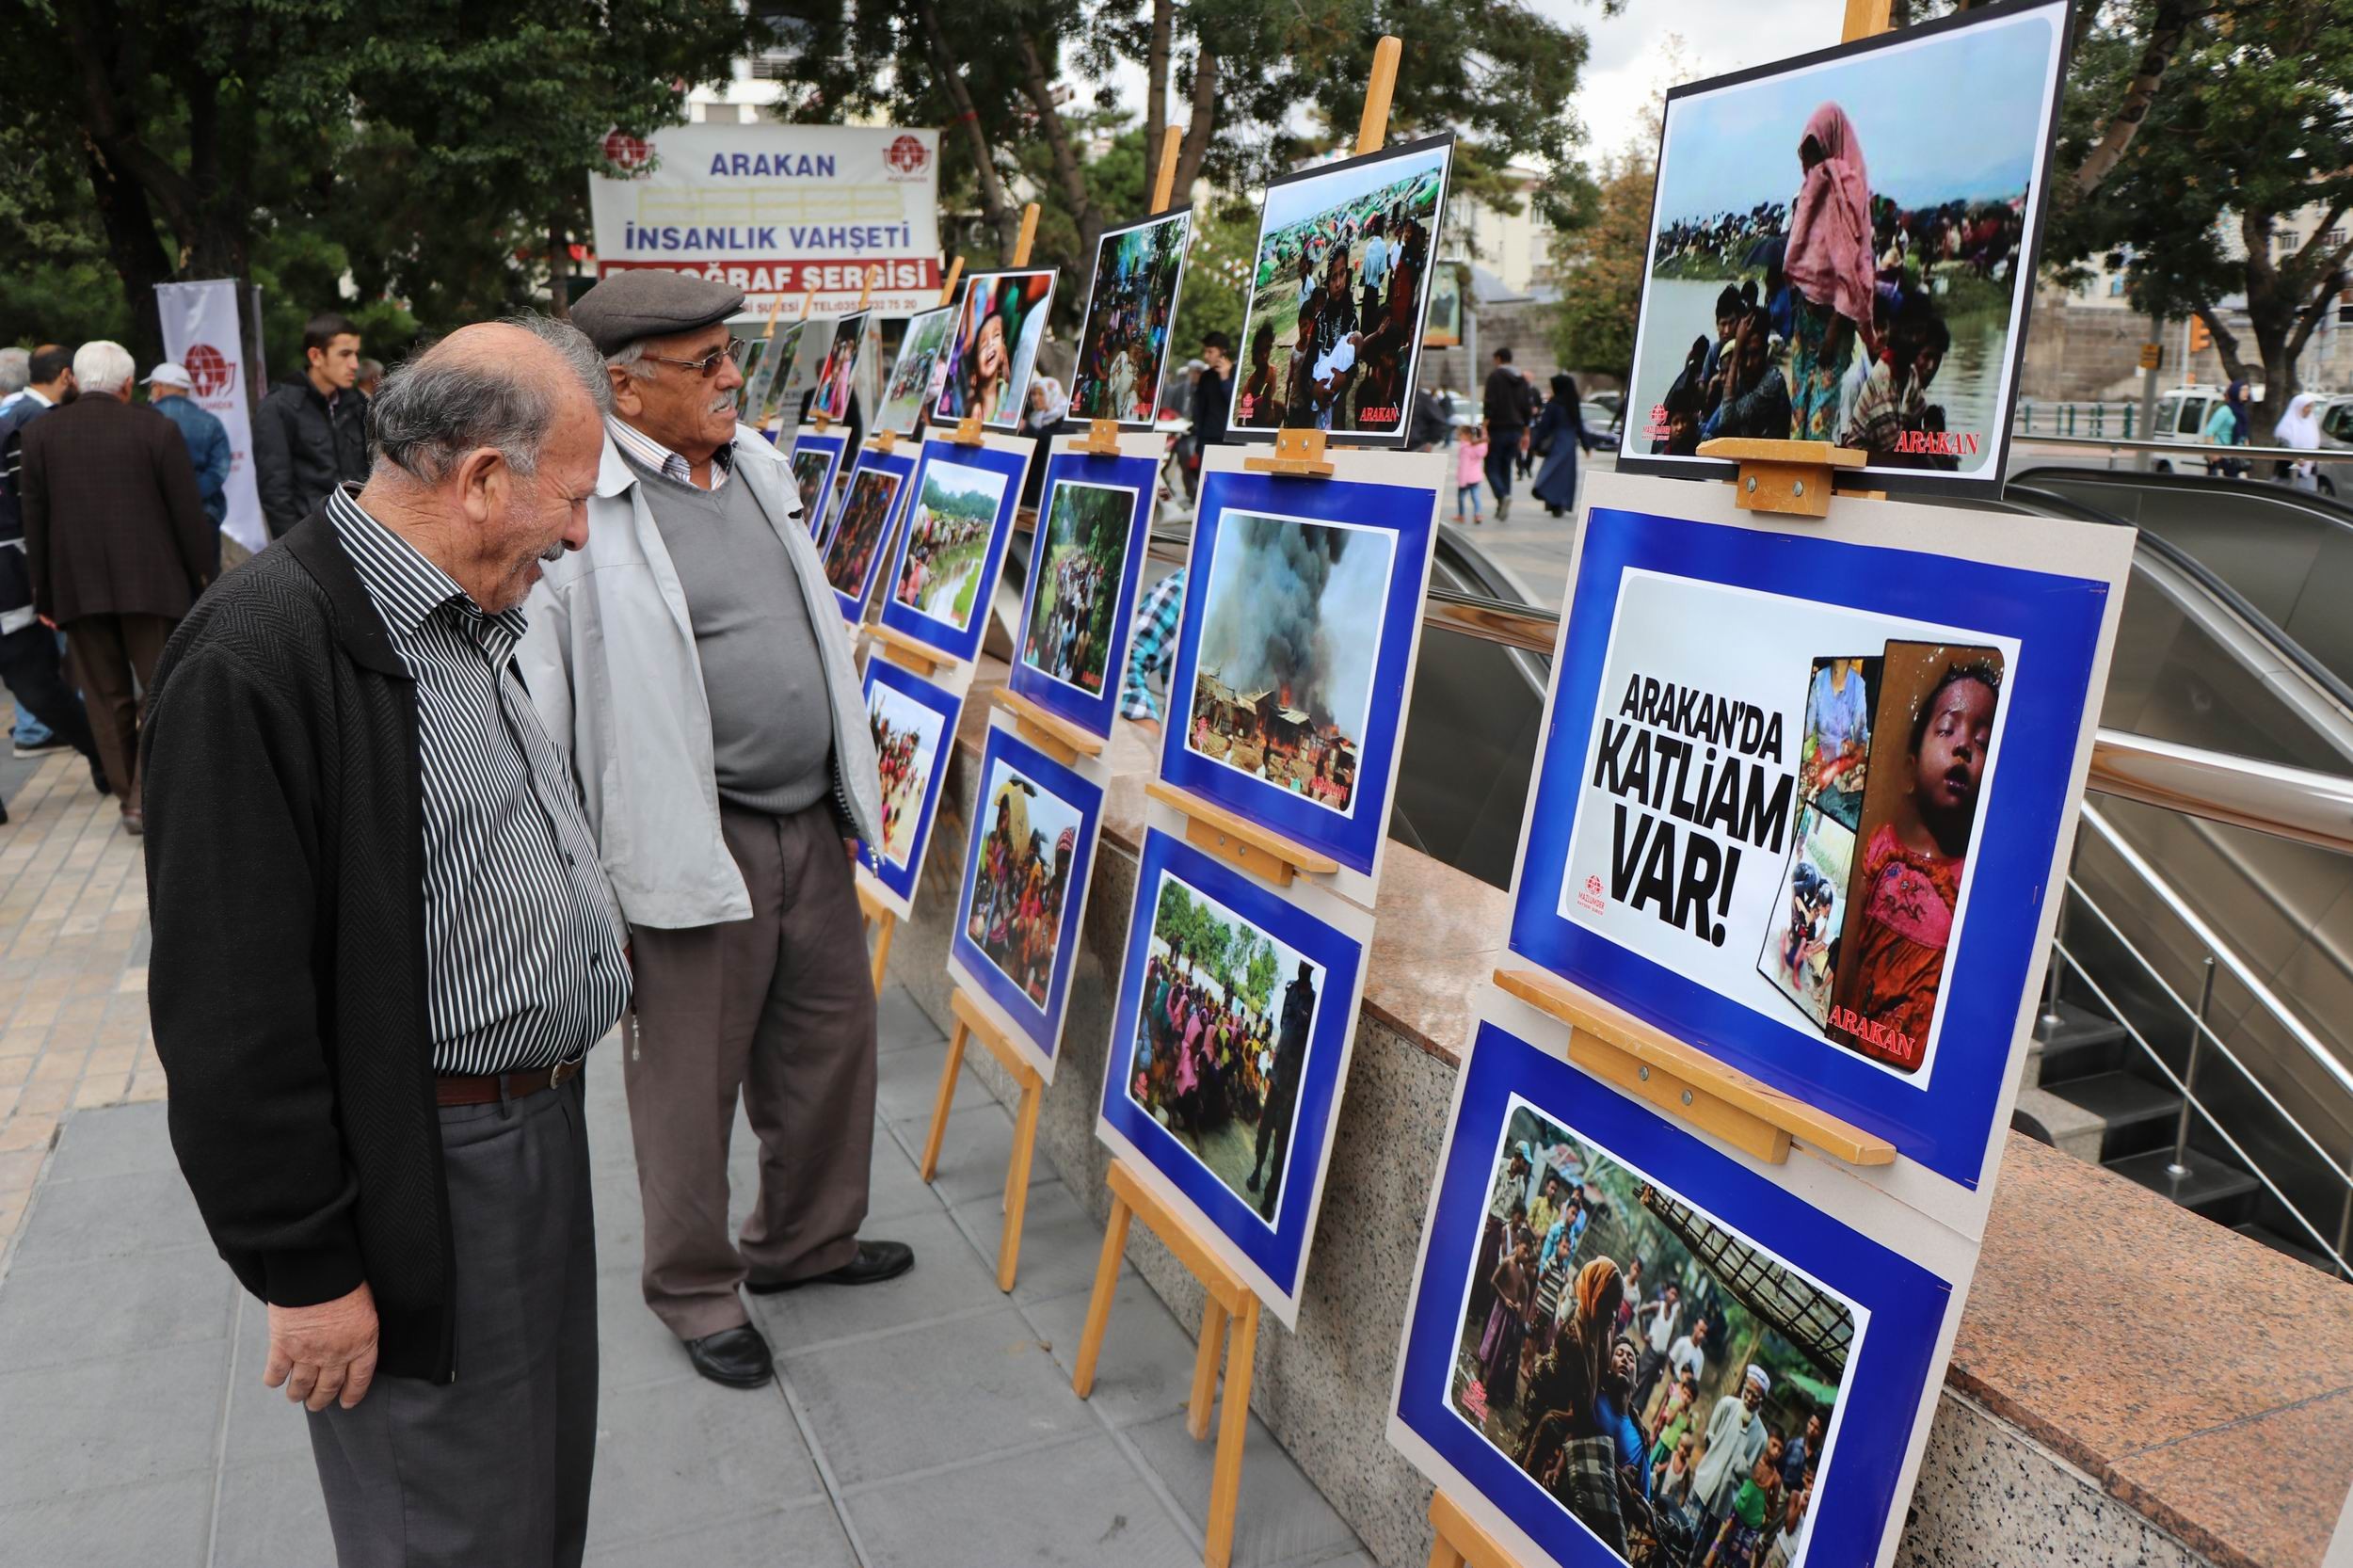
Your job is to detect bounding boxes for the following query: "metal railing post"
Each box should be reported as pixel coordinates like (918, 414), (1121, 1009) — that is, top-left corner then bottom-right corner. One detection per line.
(2038, 940), (2066, 1032)
(2337, 1149), (2352, 1283)
(2166, 956), (2217, 1179)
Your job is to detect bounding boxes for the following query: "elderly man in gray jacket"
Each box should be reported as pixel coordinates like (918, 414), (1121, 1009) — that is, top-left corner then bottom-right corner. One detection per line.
(519, 272), (911, 1391)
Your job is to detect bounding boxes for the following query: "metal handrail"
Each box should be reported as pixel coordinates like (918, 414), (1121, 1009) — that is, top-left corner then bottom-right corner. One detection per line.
(2009, 432), (2353, 464)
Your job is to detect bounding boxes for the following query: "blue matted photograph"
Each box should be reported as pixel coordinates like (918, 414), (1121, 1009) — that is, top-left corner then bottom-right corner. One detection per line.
(878, 436), (1032, 665)
(1391, 1018), (1953, 1568)
(948, 724), (1106, 1081)
(1508, 502), (2112, 1192)
(1097, 826), (1367, 1320)
(1157, 462), (1437, 880)
(822, 443), (919, 622)
(856, 655), (962, 914)
(786, 427), (849, 547)
(1008, 447), (1159, 739)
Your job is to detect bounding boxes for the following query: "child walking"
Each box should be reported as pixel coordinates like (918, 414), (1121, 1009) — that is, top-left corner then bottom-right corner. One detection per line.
(1455, 423), (1489, 524)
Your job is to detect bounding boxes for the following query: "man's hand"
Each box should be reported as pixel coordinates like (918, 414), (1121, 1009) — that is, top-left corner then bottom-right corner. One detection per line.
(264, 1282), (379, 1412)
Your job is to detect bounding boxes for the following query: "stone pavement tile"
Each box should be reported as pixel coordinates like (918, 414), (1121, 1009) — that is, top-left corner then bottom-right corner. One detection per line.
(0, 1340), (227, 1508)
(886, 1106), (1060, 1209)
(0, 1470), (213, 1567)
(877, 984), (946, 1050)
(781, 1304), (1089, 1489)
(1028, 1274), (1199, 1432)
(596, 1265), (698, 1394)
(584, 1374), (825, 1549)
(950, 1178), (1119, 1308)
(1125, 1408), (1359, 1568)
(211, 1454), (338, 1568)
(584, 1496), (855, 1568)
(865, 1113), (949, 1224)
(874, 1031), (989, 1122)
(752, 1207), (1000, 1351)
(845, 1430), (1202, 1568)
(0, 1242), (234, 1375)
(6, 1168), (204, 1272)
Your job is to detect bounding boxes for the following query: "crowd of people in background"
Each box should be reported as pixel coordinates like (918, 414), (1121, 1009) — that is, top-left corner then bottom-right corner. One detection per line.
(964, 785), (1075, 1006)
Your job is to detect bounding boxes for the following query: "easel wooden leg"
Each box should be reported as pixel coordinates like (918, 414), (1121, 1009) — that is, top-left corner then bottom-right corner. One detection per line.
(918, 1018), (968, 1184)
(1204, 1297), (1260, 1568)
(1071, 1191), (1132, 1400)
(997, 1079), (1041, 1291)
(1426, 1542), (1466, 1568)
(1425, 1489), (1519, 1568)
(867, 907), (896, 994)
(1187, 1295), (1229, 1441)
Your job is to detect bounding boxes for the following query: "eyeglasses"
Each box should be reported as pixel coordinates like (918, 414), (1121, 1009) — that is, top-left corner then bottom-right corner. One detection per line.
(640, 337), (750, 378)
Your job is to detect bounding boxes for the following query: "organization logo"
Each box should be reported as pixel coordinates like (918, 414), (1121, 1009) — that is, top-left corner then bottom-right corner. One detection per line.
(602, 131), (651, 173)
(1577, 872), (1608, 914)
(884, 134), (931, 179)
(184, 343), (236, 398)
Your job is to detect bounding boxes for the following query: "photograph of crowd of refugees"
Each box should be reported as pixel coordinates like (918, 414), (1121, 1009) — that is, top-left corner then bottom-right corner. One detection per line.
(874, 304), (957, 437)
(866, 676), (949, 871)
(745, 315), (815, 429)
(1069, 210), (1193, 424)
(1630, 8), (2060, 475)
(791, 446), (832, 533)
(1186, 510), (1394, 818)
(1753, 643), (2003, 1074)
(1228, 136), (1449, 440)
(962, 755), (1087, 1010)
(1127, 871), (1325, 1226)
(1449, 1102), (1855, 1567)
(937, 270), (1055, 428)
(824, 465), (903, 602)
(808, 309), (868, 424)
(892, 456), (1007, 632)
(1022, 479), (1136, 695)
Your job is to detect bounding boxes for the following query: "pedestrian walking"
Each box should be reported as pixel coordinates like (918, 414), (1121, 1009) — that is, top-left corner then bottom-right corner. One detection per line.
(518, 271), (909, 1391)
(143, 317), (627, 1568)
(145, 360), (233, 525)
(20, 341), (213, 834)
(0, 343), (105, 809)
(1530, 373), (1599, 517)
(1455, 423), (1489, 524)
(1482, 348), (1526, 520)
(253, 312), (371, 538)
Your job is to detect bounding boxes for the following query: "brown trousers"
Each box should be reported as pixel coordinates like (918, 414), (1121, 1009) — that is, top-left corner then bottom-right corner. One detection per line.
(66, 612), (173, 815)
(625, 799), (877, 1339)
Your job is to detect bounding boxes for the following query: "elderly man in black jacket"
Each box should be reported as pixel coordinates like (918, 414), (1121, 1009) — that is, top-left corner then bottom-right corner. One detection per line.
(142, 316), (626, 1568)
(252, 312), (372, 539)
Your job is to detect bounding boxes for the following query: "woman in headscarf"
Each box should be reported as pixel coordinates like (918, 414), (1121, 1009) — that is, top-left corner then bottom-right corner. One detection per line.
(2274, 391), (2324, 490)
(1515, 1257), (1628, 1555)
(2203, 378), (2252, 478)
(1530, 374), (1599, 517)
(1783, 104), (1879, 443)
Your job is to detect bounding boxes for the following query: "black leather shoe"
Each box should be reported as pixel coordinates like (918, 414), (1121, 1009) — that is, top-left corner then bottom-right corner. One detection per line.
(683, 1323), (774, 1388)
(746, 1240), (915, 1294)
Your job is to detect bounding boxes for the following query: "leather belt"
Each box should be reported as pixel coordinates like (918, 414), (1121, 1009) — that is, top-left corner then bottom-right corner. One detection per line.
(433, 1054), (584, 1108)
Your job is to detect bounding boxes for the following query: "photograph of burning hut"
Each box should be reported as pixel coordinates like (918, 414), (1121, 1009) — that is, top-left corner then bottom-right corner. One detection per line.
(1185, 510), (1395, 818)
(1449, 1100), (1856, 1567)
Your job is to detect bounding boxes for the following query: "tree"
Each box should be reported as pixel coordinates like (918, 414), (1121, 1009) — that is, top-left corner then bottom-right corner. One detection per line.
(2048, 0), (2353, 438)
(1548, 145), (1654, 390)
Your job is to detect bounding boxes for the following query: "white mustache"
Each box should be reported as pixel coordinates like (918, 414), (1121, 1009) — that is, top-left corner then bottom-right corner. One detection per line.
(539, 541), (567, 563)
(709, 392), (736, 414)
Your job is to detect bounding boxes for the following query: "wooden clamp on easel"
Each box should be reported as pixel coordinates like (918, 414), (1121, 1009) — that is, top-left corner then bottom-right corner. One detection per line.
(950, 203), (1042, 448)
(861, 621), (956, 680)
(1075, 1159), (1262, 1568)
(917, 988), (1045, 1290)
(1424, 1490), (1518, 1568)
(993, 688), (1103, 764)
(1695, 438), (1870, 520)
(1146, 779), (1333, 889)
(1078, 129), (1184, 459)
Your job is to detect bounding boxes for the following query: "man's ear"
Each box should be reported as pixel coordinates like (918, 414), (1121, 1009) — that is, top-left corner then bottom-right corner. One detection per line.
(607, 364), (640, 420)
(452, 446), (507, 523)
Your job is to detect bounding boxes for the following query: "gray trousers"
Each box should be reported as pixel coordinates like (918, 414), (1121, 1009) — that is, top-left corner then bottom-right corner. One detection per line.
(626, 798), (878, 1339)
(307, 1074), (598, 1568)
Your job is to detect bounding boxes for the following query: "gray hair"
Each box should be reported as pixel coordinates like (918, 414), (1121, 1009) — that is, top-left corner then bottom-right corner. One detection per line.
(0, 347), (27, 397)
(72, 341), (136, 397)
(605, 339), (653, 376)
(371, 313), (611, 484)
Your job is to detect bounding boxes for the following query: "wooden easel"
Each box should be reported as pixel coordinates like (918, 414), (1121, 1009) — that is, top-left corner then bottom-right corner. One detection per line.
(1077, 127), (1185, 460)
(1424, 1490), (1517, 1568)
(1074, 1159), (1262, 1568)
(856, 872), (895, 996)
(918, 988), (1045, 1289)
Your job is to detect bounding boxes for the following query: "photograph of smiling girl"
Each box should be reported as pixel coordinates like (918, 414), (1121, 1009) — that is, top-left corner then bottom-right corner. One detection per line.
(936, 270), (1055, 429)
(1822, 641), (2004, 1074)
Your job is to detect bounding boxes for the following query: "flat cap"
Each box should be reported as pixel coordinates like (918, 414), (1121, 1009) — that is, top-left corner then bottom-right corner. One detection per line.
(569, 271), (744, 357)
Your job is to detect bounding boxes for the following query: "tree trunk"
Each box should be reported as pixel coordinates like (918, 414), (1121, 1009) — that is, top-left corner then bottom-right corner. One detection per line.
(915, 0), (1020, 260)
(80, 144), (176, 368)
(549, 218), (571, 317)
(1014, 30), (1099, 268)
(2072, 0), (2196, 197)
(1144, 0), (1172, 163)
(1171, 42), (1219, 205)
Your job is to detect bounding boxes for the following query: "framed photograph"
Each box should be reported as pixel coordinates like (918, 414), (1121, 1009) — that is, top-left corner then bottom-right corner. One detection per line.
(948, 718), (1107, 1082)
(1225, 133), (1454, 445)
(1068, 208), (1195, 427)
(874, 304), (960, 438)
(1096, 823), (1372, 1326)
(821, 443), (918, 622)
(857, 655), (964, 919)
(1008, 436), (1160, 740)
(785, 426), (850, 544)
(1506, 472), (2130, 1229)
(878, 432), (1034, 666)
(936, 268), (1057, 430)
(1616, 0), (2071, 496)
(1157, 444), (1442, 902)
(1390, 1016), (1959, 1568)
(808, 309), (870, 424)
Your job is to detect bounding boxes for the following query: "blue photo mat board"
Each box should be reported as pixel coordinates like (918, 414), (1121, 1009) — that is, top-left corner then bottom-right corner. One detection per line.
(823, 442), (920, 623)
(1388, 1015), (1959, 1568)
(1157, 444), (1444, 904)
(785, 426), (850, 546)
(1096, 821), (1373, 1326)
(1506, 472), (2130, 1228)
(1007, 437), (1161, 741)
(877, 434), (1034, 666)
(946, 717), (1107, 1083)
(856, 655), (964, 920)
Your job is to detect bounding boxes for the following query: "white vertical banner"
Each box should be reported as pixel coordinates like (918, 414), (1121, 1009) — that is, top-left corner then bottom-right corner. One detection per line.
(153, 280), (266, 554)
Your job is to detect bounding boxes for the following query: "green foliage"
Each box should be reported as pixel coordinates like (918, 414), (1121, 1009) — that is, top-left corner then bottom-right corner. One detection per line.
(1549, 145), (1654, 384)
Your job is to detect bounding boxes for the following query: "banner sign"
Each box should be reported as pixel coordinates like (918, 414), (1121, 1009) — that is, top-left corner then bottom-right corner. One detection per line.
(589, 124), (942, 315)
(152, 280), (266, 555)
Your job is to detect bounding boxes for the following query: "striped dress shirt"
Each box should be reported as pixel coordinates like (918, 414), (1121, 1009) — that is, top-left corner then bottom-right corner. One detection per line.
(606, 414), (734, 489)
(328, 488), (631, 1077)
